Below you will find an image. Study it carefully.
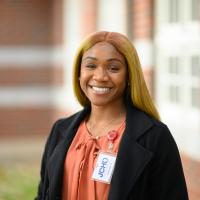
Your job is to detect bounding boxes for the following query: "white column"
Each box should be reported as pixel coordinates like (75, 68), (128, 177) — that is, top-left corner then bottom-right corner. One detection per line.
(62, 0), (82, 112)
(97, 0), (127, 34)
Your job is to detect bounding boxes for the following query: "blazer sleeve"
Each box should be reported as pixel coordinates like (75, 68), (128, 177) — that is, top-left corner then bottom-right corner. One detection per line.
(148, 124), (189, 200)
(34, 119), (61, 200)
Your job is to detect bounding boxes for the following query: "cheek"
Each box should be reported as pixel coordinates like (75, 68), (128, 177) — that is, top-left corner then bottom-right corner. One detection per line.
(79, 78), (84, 90)
(79, 68), (88, 79)
(79, 71), (86, 82)
(79, 73), (88, 91)
(121, 81), (127, 92)
(118, 73), (127, 88)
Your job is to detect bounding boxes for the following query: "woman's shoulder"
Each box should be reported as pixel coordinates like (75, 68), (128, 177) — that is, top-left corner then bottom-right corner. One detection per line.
(127, 105), (174, 145)
(132, 107), (178, 152)
(54, 110), (83, 126)
(53, 107), (89, 130)
(44, 108), (89, 150)
(127, 104), (168, 131)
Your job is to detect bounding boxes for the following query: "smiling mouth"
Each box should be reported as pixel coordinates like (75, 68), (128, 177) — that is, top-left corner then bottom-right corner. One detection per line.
(90, 86), (112, 94)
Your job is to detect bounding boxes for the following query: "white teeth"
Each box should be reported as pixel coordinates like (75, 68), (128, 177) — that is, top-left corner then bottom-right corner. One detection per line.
(92, 86), (111, 93)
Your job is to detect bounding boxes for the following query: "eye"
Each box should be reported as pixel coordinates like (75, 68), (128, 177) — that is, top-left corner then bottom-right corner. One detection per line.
(84, 63), (96, 69)
(108, 65), (120, 73)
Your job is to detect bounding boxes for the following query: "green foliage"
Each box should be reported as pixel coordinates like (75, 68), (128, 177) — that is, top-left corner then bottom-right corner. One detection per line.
(0, 163), (39, 200)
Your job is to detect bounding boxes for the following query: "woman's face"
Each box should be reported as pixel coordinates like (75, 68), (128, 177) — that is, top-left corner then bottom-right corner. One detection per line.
(79, 42), (127, 107)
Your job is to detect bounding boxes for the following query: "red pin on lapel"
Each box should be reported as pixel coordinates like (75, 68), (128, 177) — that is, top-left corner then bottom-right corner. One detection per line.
(107, 130), (118, 142)
(107, 130), (118, 151)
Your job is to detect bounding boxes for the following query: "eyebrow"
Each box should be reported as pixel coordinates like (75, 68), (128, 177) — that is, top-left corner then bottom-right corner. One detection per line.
(82, 56), (97, 61)
(107, 58), (125, 65)
(83, 56), (125, 65)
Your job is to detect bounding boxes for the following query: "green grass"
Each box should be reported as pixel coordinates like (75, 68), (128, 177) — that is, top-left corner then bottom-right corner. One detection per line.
(0, 163), (40, 200)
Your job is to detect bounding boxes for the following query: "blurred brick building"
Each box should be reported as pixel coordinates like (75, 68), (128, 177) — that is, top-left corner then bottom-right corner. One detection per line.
(0, 0), (199, 199)
(0, 0), (65, 139)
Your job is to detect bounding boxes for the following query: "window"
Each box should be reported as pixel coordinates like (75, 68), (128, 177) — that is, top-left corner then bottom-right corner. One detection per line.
(169, 85), (180, 103)
(191, 56), (200, 108)
(192, 0), (200, 21)
(168, 57), (181, 104)
(191, 56), (200, 77)
(169, 57), (180, 74)
(191, 87), (200, 108)
(169, 0), (179, 22)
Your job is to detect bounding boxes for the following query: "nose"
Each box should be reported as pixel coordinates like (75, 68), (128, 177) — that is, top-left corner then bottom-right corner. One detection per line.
(93, 67), (109, 81)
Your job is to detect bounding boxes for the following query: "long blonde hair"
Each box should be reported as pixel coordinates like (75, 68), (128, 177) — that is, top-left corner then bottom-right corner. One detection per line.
(72, 31), (160, 120)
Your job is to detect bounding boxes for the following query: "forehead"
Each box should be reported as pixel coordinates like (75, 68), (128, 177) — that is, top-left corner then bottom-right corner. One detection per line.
(82, 42), (125, 62)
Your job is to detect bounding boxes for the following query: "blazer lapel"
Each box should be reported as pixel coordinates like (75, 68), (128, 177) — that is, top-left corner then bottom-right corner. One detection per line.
(47, 107), (89, 199)
(108, 105), (154, 200)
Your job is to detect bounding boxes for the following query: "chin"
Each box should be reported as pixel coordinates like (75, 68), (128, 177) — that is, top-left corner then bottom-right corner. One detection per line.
(90, 101), (109, 107)
(89, 98), (113, 106)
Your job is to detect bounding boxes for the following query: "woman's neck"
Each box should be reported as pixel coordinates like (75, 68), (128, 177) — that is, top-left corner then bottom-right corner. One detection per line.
(86, 103), (126, 137)
(89, 104), (126, 122)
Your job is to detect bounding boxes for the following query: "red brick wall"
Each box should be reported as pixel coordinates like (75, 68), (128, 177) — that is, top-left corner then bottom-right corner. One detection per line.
(132, 0), (154, 39)
(0, 0), (65, 138)
(181, 154), (200, 200)
(0, 65), (63, 86)
(52, 0), (63, 44)
(80, 0), (97, 38)
(0, 0), (55, 45)
(0, 107), (69, 139)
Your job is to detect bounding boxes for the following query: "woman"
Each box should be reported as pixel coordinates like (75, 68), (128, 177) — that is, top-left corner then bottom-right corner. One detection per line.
(35, 31), (188, 200)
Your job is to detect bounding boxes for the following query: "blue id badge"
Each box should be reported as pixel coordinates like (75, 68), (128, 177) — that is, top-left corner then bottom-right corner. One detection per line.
(91, 152), (117, 184)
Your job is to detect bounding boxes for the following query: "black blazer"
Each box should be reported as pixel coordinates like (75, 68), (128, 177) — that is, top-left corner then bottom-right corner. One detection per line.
(35, 104), (188, 200)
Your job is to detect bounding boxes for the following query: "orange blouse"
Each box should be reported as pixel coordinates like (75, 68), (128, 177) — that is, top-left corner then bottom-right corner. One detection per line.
(62, 120), (125, 200)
